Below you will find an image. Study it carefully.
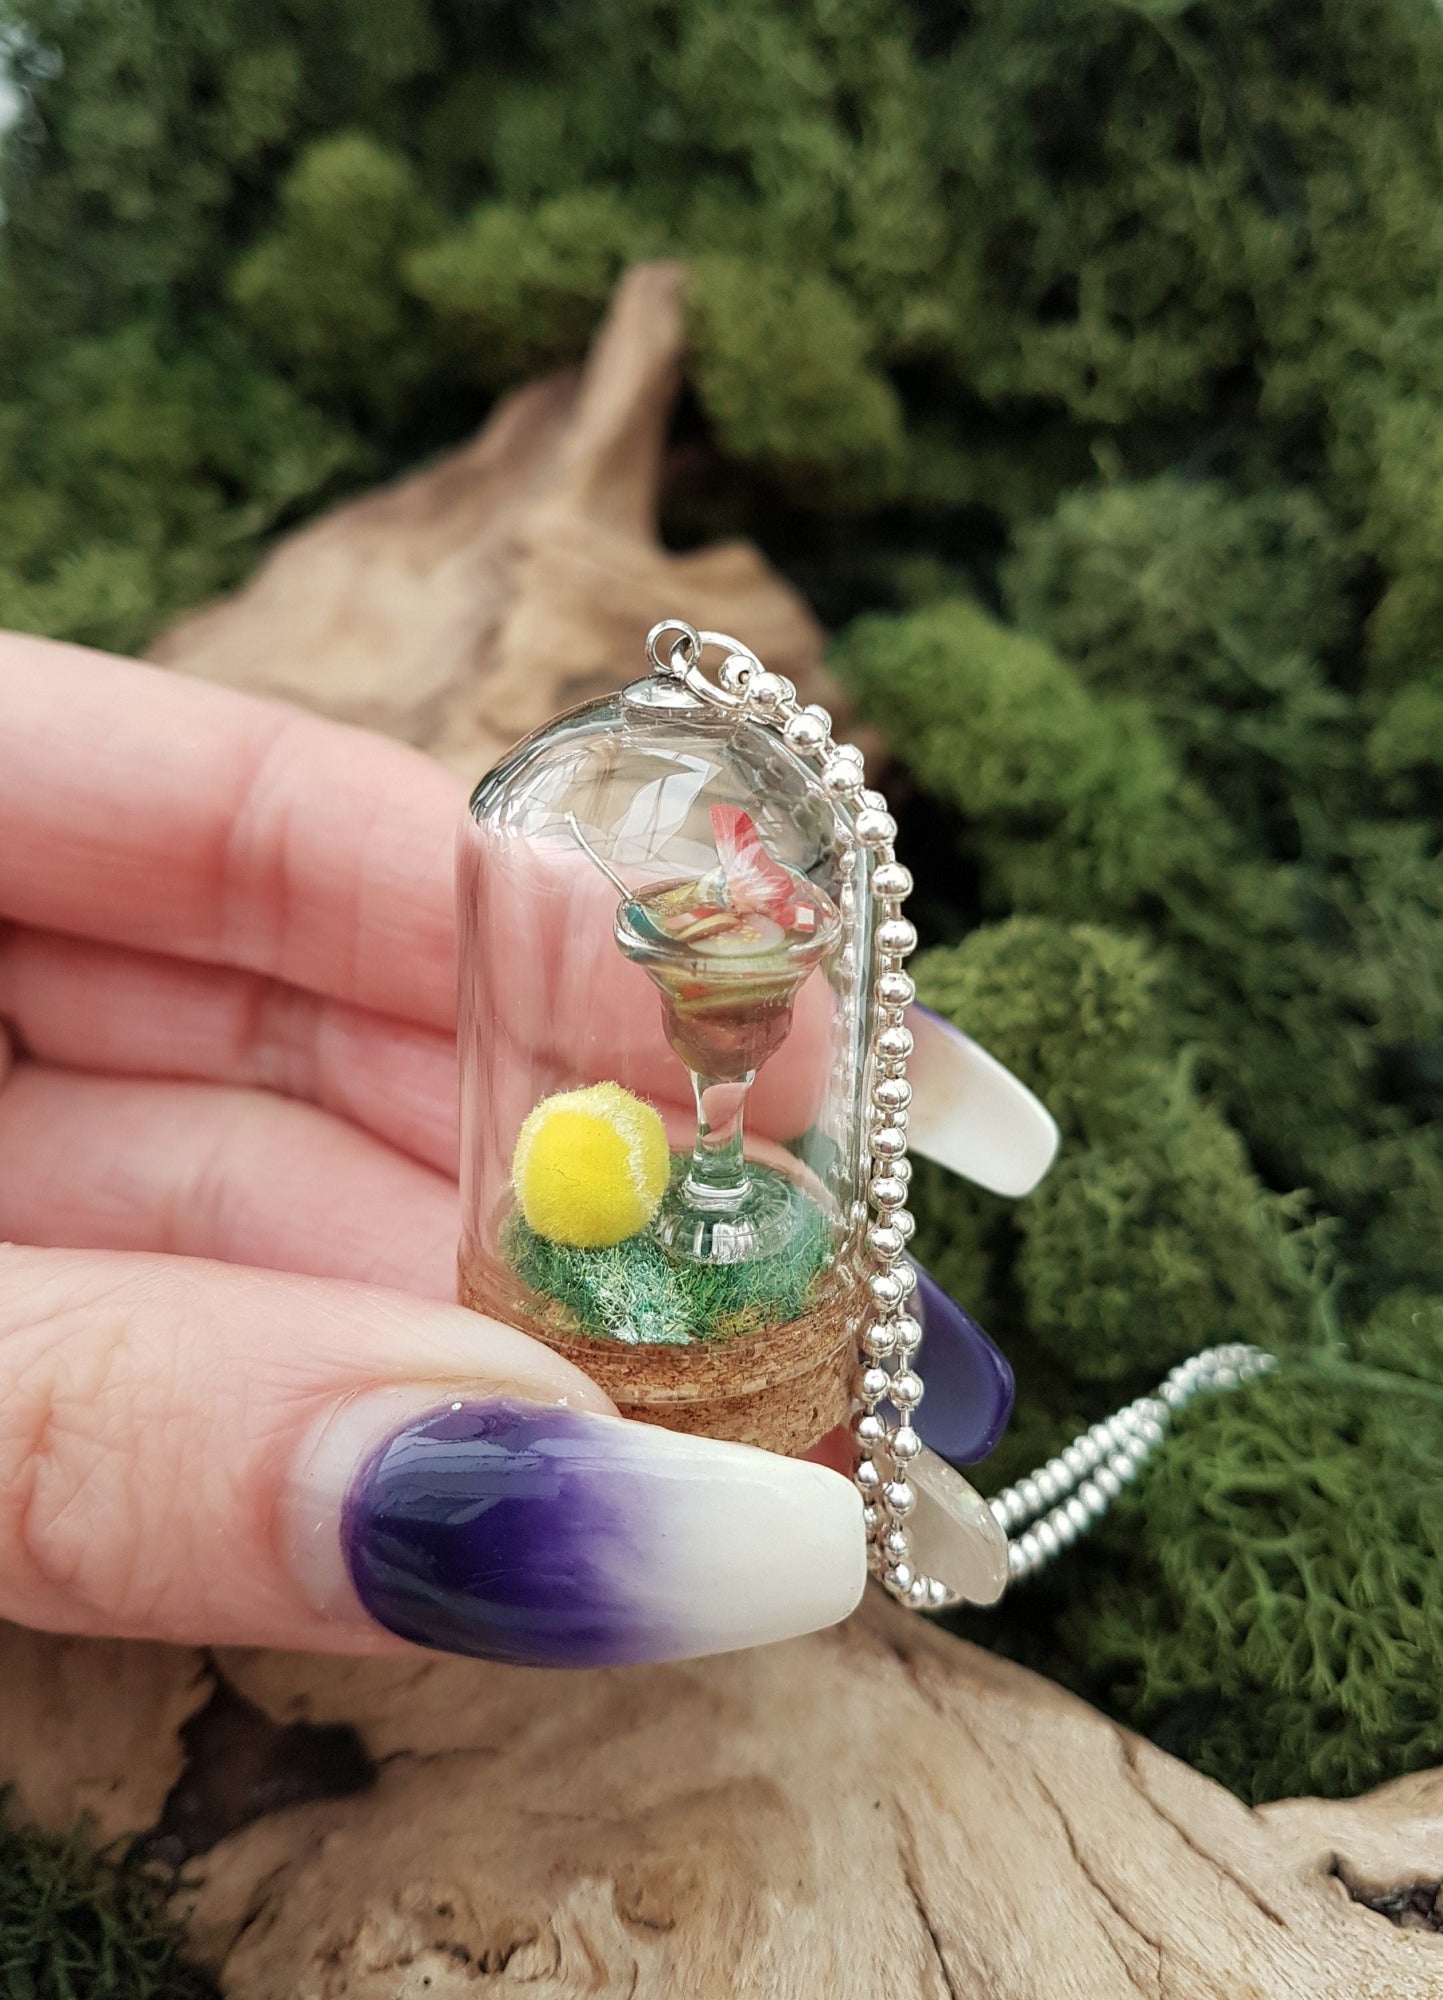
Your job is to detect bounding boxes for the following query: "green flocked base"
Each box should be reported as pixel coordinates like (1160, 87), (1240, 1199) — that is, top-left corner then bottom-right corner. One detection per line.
(503, 1159), (831, 1346)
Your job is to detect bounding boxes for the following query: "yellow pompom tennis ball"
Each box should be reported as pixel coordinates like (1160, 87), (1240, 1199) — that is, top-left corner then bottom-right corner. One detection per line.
(512, 1082), (671, 1248)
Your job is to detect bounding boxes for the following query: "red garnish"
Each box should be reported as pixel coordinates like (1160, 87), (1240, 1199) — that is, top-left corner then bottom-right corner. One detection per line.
(710, 804), (805, 925)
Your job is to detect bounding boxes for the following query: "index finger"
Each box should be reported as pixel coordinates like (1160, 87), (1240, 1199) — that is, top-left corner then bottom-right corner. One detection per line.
(0, 632), (461, 1029)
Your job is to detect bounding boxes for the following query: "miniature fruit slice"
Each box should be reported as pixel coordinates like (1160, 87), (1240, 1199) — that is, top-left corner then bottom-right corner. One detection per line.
(691, 915), (786, 957)
(512, 1082), (671, 1248)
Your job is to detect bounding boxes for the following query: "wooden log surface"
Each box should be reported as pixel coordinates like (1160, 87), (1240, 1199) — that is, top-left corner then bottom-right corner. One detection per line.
(3, 264), (1439, 1997)
(149, 261), (841, 771)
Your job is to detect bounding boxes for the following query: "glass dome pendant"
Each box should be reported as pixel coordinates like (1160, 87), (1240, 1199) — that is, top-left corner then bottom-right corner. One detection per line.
(457, 619), (1009, 1613)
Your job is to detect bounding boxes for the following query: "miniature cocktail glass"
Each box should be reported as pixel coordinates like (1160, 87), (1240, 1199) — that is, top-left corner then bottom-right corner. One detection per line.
(613, 819), (842, 1263)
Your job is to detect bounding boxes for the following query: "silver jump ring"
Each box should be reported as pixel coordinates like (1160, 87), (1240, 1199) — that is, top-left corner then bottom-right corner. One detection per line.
(700, 632), (763, 697)
(696, 629), (762, 671)
(646, 623), (765, 711)
(645, 619), (701, 678)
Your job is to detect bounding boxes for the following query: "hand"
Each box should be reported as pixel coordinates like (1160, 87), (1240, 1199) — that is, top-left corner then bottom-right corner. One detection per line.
(0, 633), (864, 1668)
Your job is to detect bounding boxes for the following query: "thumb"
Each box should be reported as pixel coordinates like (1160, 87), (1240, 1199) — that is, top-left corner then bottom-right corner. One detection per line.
(0, 1246), (864, 1667)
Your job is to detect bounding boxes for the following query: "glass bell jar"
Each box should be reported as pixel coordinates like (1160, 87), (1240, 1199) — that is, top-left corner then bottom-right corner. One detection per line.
(457, 627), (877, 1453)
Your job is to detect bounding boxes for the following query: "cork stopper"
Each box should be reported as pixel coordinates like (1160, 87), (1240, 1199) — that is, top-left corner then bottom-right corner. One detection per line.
(458, 1254), (861, 1456)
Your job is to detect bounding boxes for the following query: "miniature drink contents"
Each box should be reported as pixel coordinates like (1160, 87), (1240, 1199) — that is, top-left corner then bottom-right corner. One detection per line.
(614, 805), (841, 1263)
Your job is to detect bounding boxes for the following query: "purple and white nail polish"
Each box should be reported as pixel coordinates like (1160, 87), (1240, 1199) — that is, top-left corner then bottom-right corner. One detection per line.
(909, 1264), (1014, 1465)
(905, 1004), (1059, 1198)
(291, 1395), (865, 1668)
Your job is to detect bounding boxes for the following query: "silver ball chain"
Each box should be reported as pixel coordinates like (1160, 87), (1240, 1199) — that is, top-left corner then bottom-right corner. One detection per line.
(646, 619), (942, 1607)
(644, 622), (1277, 1612)
(993, 1343), (1276, 1582)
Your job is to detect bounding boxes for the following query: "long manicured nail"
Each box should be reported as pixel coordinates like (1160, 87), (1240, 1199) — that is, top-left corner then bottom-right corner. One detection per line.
(910, 1264), (1014, 1464)
(906, 1004), (1060, 1197)
(291, 1394), (865, 1667)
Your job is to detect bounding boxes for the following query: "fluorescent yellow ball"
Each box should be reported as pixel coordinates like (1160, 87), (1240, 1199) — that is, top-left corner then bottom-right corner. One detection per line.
(512, 1082), (671, 1248)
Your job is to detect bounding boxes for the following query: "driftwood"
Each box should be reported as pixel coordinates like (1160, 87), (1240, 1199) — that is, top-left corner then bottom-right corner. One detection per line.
(150, 261), (841, 773)
(194, 1602), (1443, 1997)
(0, 1622), (209, 1843)
(3, 264), (1438, 1997)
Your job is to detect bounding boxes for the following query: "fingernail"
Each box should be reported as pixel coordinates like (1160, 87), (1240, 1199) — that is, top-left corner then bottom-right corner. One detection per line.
(911, 1264), (1014, 1464)
(290, 1393), (865, 1667)
(906, 1004), (1060, 1197)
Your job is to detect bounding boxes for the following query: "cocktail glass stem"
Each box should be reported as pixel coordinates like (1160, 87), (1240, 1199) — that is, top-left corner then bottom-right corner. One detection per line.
(683, 1071), (755, 1208)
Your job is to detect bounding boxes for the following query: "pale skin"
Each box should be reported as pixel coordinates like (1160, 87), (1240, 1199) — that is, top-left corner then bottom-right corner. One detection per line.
(0, 632), (849, 1658)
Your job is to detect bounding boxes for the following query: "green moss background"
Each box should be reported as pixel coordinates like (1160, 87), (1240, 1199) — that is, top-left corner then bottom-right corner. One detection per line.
(0, 1800), (214, 1999)
(2, 0), (1441, 1814)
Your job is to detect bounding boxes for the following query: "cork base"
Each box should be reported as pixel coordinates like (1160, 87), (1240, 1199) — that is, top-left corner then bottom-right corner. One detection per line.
(458, 1249), (862, 1456)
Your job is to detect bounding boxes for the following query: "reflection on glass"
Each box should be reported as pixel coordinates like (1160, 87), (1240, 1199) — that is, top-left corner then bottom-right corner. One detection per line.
(456, 682), (871, 1357)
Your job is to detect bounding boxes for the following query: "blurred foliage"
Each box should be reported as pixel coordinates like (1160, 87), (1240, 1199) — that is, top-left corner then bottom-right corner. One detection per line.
(0, 1799), (215, 1999)
(2, 0), (1440, 1809)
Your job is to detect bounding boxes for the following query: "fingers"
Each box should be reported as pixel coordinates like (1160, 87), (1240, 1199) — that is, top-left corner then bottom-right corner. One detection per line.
(0, 1245), (865, 1661)
(0, 1065), (459, 1298)
(0, 636), (834, 1148)
(0, 927), (457, 1175)
(0, 633), (460, 1028)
